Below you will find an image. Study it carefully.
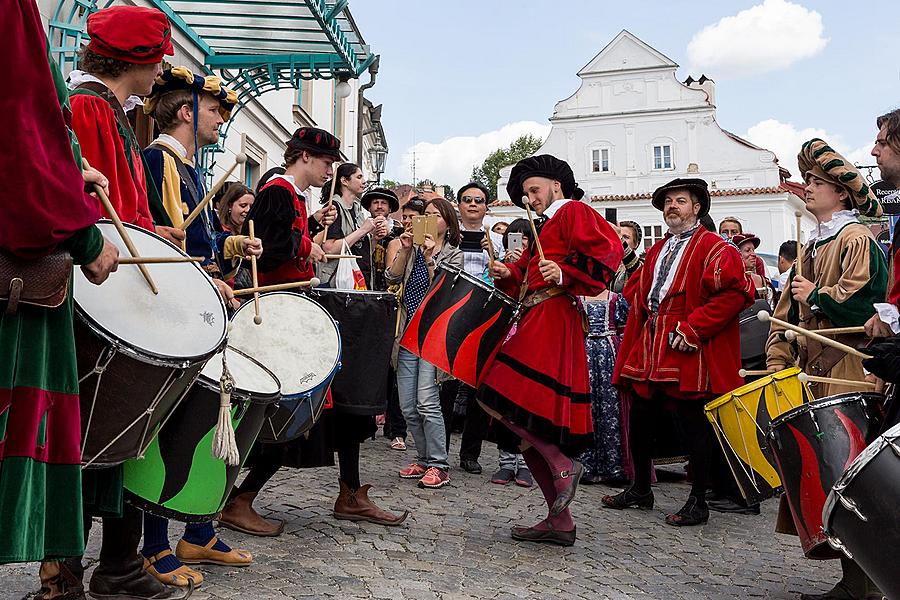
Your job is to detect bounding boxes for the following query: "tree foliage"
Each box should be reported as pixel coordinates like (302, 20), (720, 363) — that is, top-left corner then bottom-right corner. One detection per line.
(470, 134), (544, 200)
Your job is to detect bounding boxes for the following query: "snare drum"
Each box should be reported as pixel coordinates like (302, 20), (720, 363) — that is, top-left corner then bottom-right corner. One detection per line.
(768, 393), (881, 559)
(306, 288), (397, 415)
(400, 264), (518, 388)
(823, 422), (900, 599)
(74, 221), (227, 467)
(704, 367), (810, 504)
(123, 347), (279, 521)
(228, 292), (341, 442)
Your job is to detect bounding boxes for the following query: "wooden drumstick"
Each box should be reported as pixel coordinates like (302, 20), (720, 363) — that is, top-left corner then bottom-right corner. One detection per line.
(322, 163), (341, 243)
(180, 153), (248, 231)
(798, 372), (877, 390)
(249, 220), (261, 325)
(757, 311), (870, 359)
(795, 211), (803, 279)
(82, 158), (158, 295)
(739, 369), (772, 377)
(523, 197), (545, 261)
(118, 256), (203, 264)
(323, 254), (363, 260)
(232, 278), (321, 296)
(785, 326), (866, 342)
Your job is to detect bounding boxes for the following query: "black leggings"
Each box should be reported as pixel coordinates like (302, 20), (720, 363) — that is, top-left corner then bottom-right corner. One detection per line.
(630, 396), (713, 499)
(236, 441), (362, 495)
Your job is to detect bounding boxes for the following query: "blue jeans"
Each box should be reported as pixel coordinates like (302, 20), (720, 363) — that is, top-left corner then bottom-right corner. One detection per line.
(396, 348), (449, 470)
(499, 450), (529, 472)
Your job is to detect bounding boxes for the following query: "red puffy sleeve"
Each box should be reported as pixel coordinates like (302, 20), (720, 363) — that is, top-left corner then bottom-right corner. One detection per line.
(70, 94), (154, 231)
(676, 242), (754, 348)
(557, 201), (624, 296)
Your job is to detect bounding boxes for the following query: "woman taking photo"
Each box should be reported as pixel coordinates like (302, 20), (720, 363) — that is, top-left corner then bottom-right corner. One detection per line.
(318, 163), (387, 287)
(387, 197), (462, 489)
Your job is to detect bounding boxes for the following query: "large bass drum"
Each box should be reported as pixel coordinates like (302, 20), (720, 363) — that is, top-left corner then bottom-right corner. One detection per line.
(228, 292), (341, 442)
(823, 422), (900, 600)
(74, 221), (227, 467)
(123, 347), (280, 521)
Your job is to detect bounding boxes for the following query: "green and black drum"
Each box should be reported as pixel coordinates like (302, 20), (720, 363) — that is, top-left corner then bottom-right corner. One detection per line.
(123, 346), (280, 522)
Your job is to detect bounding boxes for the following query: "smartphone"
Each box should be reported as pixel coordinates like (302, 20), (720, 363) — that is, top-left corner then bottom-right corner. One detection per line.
(507, 232), (524, 252)
(412, 215), (438, 245)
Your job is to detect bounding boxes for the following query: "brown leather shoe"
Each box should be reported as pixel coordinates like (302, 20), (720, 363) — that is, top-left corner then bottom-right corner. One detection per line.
(217, 492), (284, 537)
(39, 560), (86, 600)
(333, 481), (410, 526)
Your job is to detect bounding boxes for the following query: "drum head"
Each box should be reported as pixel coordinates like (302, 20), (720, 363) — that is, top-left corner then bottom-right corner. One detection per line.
(199, 346), (280, 400)
(229, 292), (341, 395)
(74, 221), (227, 361)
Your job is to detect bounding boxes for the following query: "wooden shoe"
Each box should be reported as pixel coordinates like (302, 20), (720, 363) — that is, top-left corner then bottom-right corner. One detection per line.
(175, 537), (252, 567)
(143, 551), (203, 588)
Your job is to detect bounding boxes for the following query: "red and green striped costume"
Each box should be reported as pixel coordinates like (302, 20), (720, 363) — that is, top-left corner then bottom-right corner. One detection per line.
(0, 0), (103, 563)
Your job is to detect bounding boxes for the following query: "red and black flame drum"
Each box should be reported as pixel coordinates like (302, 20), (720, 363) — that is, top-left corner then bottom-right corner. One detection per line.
(768, 393), (882, 559)
(823, 421), (900, 600)
(400, 264), (519, 388)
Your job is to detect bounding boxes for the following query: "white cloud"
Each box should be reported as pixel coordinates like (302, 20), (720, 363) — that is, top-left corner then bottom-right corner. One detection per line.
(744, 118), (878, 181)
(687, 0), (828, 78)
(396, 121), (551, 192)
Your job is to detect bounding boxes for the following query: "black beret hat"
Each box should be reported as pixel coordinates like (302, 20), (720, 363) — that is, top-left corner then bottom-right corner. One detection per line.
(506, 155), (577, 208)
(286, 127), (341, 159)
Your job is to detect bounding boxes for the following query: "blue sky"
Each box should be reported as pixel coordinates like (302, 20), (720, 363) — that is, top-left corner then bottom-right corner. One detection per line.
(351, 0), (899, 189)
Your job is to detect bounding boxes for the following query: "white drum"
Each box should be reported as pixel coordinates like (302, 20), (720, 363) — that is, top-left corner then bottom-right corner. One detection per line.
(75, 220), (227, 467)
(228, 291), (341, 442)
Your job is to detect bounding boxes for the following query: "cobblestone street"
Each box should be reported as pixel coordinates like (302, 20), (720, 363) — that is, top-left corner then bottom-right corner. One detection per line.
(3, 433), (838, 599)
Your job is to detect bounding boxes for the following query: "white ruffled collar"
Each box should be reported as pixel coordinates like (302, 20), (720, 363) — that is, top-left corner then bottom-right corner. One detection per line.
(808, 209), (859, 244)
(67, 70), (144, 113)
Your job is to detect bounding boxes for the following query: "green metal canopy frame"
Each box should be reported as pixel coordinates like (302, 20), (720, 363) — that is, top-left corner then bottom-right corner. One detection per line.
(48, 0), (376, 166)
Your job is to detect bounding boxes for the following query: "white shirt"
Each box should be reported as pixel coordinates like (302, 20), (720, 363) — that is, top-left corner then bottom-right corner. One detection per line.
(807, 210), (859, 245)
(459, 222), (501, 279)
(67, 70), (144, 113)
(647, 225), (698, 310)
(151, 134), (191, 163)
(270, 174), (305, 196)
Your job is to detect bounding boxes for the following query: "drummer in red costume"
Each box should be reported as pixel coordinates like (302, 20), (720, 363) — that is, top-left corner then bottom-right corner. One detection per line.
(68, 6), (184, 246)
(605, 178), (753, 527)
(480, 155), (623, 547)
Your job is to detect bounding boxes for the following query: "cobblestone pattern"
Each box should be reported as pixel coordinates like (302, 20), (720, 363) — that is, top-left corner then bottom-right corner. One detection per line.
(2, 434), (839, 599)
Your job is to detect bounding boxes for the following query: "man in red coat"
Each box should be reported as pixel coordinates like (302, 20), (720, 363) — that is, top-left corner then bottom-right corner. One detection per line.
(605, 178), (753, 526)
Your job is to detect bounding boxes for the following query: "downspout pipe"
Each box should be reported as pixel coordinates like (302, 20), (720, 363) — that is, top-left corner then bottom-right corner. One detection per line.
(356, 55), (380, 165)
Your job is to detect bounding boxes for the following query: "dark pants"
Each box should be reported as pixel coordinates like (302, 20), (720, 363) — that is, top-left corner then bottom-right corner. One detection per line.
(630, 395), (713, 499)
(439, 379), (460, 450)
(383, 365), (407, 440)
(458, 384), (490, 462)
(237, 441), (362, 494)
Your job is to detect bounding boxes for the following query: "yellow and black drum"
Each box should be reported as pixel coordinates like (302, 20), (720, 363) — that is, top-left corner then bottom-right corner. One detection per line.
(704, 367), (812, 504)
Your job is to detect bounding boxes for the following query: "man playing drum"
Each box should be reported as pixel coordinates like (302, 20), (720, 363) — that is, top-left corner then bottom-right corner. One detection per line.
(141, 67), (264, 588)
(219, 127), (408, 536)
(1, 3), (118, 595)
(766, 139), (886, 600)
(606, 178), (753, 527)
(480, 155), (623, 546)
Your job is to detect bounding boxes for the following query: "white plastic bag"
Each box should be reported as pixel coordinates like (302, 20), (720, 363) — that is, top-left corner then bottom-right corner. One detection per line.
(333, 240), (367, 290)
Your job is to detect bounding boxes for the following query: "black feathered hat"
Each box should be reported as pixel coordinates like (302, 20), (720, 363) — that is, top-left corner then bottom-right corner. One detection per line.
(286, 127), (341, 159)
(361, 187), (400, 213)
(506, 155), (580, 208)
(651, 178), (711, 218)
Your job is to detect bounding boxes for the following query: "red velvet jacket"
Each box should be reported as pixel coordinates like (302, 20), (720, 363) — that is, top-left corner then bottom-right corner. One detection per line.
(613, 227), (753, 399)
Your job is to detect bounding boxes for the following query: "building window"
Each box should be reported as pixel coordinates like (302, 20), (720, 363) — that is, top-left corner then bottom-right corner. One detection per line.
(591, 148), (610, 173)
(653, 144), (672, 170)
(240, 133), (266, 190)
(643, 224), (664, 250)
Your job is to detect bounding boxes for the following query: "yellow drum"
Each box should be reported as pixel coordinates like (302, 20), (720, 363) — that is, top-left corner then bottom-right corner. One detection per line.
(704, 367), (812, 504)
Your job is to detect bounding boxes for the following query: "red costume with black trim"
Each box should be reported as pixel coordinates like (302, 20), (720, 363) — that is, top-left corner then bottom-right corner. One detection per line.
(248, 176), (315, 285)
(478, 199), (623, 455)
(613, 227), (753, 400)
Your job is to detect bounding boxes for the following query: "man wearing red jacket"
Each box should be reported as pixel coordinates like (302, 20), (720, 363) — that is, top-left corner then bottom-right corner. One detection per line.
(605, 178), (753, 527)
(68, 5), (183, 246)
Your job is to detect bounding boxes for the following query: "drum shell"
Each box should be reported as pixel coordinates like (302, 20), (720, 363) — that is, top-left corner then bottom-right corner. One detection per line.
(823, 425), (900, 599)
(76, 319), (204, 467)
(768, 393), (881, 559)
(739, 299), (771, 371)
(306, 289), (397, 416)
(704, 367), (809, 504)
(257, 384), (329, 444)
(400, 265), (518, 388)
(123, 376), (278, 521)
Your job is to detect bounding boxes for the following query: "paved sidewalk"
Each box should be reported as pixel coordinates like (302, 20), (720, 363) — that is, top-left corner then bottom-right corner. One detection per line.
(3, 433), (838, 599)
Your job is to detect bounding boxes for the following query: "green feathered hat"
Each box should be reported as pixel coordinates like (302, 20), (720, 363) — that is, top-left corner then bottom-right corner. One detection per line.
(798, 138), (881, 217)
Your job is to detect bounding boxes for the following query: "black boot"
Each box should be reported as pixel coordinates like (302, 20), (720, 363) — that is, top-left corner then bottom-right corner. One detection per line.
(87, 506), (188, 599)
(800, 558), (884, 600)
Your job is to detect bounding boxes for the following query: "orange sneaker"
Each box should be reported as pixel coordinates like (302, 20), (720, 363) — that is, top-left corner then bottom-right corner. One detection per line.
(399, 463), (427, 479)
(418, 467), (450, 489)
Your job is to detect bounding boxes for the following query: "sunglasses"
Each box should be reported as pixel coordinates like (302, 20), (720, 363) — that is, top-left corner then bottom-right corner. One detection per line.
(460, 196), (486, 205)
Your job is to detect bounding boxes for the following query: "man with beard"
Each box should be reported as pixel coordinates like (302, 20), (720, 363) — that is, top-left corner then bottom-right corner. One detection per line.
(363, 187), (403, 292)
(606, 178), (753, 527)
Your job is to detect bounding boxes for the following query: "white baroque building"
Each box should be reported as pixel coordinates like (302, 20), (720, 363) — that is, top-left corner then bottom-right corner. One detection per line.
(493, 30), (812, 255)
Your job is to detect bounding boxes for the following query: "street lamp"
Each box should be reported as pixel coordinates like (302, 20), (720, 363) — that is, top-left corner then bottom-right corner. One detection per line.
(335, 76), (352, 99)
(368, 144), (387, 183)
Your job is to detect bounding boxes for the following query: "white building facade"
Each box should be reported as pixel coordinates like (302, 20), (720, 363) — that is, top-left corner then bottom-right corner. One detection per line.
(494, 30), (811, 255)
